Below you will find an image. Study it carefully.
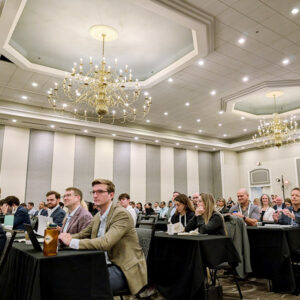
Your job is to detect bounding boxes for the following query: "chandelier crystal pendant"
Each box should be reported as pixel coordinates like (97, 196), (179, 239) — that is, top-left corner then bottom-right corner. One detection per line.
(47, 25), (152, 123)
(252, 92), (298, 147)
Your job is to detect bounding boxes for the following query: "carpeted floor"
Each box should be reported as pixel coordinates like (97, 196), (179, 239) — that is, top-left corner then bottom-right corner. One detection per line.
(114, 277), (300, 300)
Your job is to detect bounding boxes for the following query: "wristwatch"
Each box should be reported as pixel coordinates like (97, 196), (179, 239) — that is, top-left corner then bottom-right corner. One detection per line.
(243, 216), (246, 221)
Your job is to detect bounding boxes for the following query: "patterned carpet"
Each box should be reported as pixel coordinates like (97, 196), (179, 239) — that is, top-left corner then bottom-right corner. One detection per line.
(114, 277), (300, 300)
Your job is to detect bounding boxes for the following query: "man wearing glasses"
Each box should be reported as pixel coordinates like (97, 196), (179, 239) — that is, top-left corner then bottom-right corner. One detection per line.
(59, 179), (147, 295)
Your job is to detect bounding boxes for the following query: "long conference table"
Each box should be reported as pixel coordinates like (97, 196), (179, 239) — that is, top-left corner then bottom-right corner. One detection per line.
(0, 243), (113, 300)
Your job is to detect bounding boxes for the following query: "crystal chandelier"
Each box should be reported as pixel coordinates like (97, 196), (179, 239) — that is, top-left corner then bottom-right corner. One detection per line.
(47, 25), (152, 123)
(252, 92), (298, 147)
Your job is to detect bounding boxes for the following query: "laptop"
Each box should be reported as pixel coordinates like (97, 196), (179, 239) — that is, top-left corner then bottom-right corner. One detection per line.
(24, 224), (43, 251)
(4, 215), (14, 228)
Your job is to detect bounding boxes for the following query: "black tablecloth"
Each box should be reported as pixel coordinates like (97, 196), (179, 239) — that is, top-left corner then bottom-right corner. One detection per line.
(148, 232), (240, 300)
(0, 243), (113, 300)
(247, 227), (300, 293)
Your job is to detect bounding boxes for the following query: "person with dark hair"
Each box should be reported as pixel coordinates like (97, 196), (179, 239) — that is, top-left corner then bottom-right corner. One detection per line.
(171, 194), (195, 227)
(118, 193), (137, 225)
(145, 202), (154, 215)
(136, 202), (143, 213)
(273, 187), (300, 227)
(45, 191), (66, 227)
(4, 196), (30, 230)
(216, 198), (229, 214)
(27, 202), (37, 216)
(59, 179), (147, 295)
(59, 202), (64, 209)
(20, 203), (27, 208)
(34, 201), (48, 216)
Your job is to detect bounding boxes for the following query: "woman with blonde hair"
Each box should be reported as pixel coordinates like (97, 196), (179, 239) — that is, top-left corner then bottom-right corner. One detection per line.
(171, 194), (195, 227)
(185, 193), (225, 235)
(260, 194), (275, 222)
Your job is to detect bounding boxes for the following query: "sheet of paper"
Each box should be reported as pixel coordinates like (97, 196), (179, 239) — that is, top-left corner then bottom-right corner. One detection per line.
(36, 215), (53, 236)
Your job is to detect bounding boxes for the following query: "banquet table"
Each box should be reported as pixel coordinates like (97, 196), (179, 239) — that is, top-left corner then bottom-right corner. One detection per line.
(0, 242), (113, 300)
(148, 232), (240, 300)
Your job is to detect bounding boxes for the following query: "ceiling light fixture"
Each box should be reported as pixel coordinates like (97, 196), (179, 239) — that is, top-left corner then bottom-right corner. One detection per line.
(178, 125), (182, 129)
(32, 82), (38, 87)
(241, 116), (245, 120)
(242, 76), (249, 82)
(243, 128), (248, 132)
(198, 129), (202, 133)
(210, 90), (216, 96)
(291, 8), (299, 15)
(282, 58), (290, 65)
(253, 91), (297, 147)
(134, 136), (139, 140)
(194, 145), (198, 148)
(185, 102), (190, 106)
(21, 96), (28, 100)
(168, 78), (173, 82)
(196, 119), (201, 122)
(176, 142), (180, 146)
(112, 133), (116, 137)
(47, 25), (151, 124)
(218, 123), (222, 127)
(155, 139), (159, 143)
(238, 37), (246, 44)
(83, 129), (88, 133)
(146, 119), (150, 123)
(223, 134), (227, 137)
(198, 60), (204, 66)
(50, 125), (55, 128)
(12, 119), (17, 123)
(219, 110), (224, 115)
(164, 112), (168, 116)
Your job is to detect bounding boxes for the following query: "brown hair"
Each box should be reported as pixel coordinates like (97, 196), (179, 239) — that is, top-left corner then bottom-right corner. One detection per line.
(65, 187), (83, 200)
(260, 194), (271, 207)
(5, 196), (20, 207)
(174, 194), (195, 214)
(92, 179), (115, 193)
(46, 191), (60, 199)
(292, 187), (300, 192)
(118, 193), (130, 200)
(200, 193), (216, 224)
(285, 198), (292, 204)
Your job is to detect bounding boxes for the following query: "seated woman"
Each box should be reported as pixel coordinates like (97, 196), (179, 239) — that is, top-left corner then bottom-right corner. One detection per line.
(171, 194), (195, 227)
(185, 193), (225, 235)
(260, 194), (275, 222)
(216, 197), (229, 214)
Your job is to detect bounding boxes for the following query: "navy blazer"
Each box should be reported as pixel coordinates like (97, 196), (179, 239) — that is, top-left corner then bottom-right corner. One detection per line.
(273, 203), (286, 211)
(49, 207), (66, 227)
(0, 224), (6, 255)
(34, 209), (48, 216)
(13, 206), (31, 230)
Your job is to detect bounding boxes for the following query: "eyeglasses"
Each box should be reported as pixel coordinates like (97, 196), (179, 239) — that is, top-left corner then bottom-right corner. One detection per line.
(90, 189), (108, 195)
(63, 193), (73, 198)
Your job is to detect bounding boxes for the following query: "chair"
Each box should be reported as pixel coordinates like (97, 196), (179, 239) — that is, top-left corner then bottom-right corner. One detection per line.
(136, 214), (158, 230)
(113, 227), (154, 299)
(0, 230), (16, 274)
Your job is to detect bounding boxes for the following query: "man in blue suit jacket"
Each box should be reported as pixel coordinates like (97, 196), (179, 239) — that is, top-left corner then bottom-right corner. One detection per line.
(5, 196), (31, 230)
(34, 201), (48, 216)
(45, 191), (66, 227)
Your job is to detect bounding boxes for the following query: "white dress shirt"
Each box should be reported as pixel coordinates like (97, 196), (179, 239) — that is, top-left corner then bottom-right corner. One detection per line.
(126, 205), (137, 226)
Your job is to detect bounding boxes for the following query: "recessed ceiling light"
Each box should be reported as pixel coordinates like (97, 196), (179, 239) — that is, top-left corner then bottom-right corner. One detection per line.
(12, 119), (17, 123)
(155, 139), (159, 143)
(194, 145), (199, 148)
(282, 58), (290, 65)
(83, 129), (88, 133)
(223, 134), (227, 137)
(176, 142), (180, 146)
(178, 125), (182, 129)
(185, 102), (190, 106)
(168, 78), (173, 83)
(144, 91), (149, 96)
(50, 125), (55, 128)
(134, 136), (139, 140)
(196, 119), (201, 122)
(21, 95), (28, 100)
(241, 116), (245, 120)
(32, 82), (38, 87)
(198, 129), (203, 133)
(146, 119), (150, 123)
(218, 123), (222, 127)
(198, 60), (204, 66)
(291, 8), (299, 15)
(242, 76), (249, 82)
(243, 128), (248, 132)
(210, 90), (216, 96)
(219, 110), (224, 115)
(164, 112), (168, 116)
(112, 133), (116, 137)
(238, 37), (246, 44)
(63, 103), (68, 108)
(241, 146), (245, 150)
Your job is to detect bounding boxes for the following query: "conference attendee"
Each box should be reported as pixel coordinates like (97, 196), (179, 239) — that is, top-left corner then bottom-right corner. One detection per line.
(61, 187), (92, 234)
(130, 201), (140, 215)
(284, 198), (292, 208)
(185, 193), (225, 235)
(216, 198), (229, 214)
(118, 193), (137, 226)
(171, 194), (195, 227)
(3, 196), (30, 230)
(158, 201), (168, 218)
(253, 198), (261, 208)
(191, 193), (200, 209)
(271, 194), (277, 207)
(46, 191), (66, 227)
(20, 203), (27, 209)
(273, 187), (300, 227)
(136, 202), (143, 213)
(27, 202), (37, 216)
(229, 188), (260, 226)
(273, 196), (286, 211)
(260, 194), (275, 222)
(153, 202), (160, 213)
(0, 199), (8, 215)
(166, 191), (180, 220)
(145, 202), (155, 215)
(34, 201), (48, 216)
(59, 179), (147, 295)
(226, 197), (235, 209)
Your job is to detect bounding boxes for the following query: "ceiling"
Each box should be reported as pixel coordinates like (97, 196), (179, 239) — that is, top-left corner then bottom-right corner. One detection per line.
(0, 0), (300, 152)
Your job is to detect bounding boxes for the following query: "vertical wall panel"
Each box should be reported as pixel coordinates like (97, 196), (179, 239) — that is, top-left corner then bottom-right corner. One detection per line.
(51, 132), (75, 195)
(74, 135), (95, 203)
(161, 147), (174, 202)
(212, 151), (223, 198)
(146, 145), (161, 204)
(130, 143), (146, 204)
(187, 150), (199, 195)
(94, 138), (114, 181)
(198, 151), (213, 193)
(0, 126), (30, 201)
(25, 130), (54, 205)
(174, 148), (187, 195)
(113, 140), (130, 201)
(0, 125), (5, 172)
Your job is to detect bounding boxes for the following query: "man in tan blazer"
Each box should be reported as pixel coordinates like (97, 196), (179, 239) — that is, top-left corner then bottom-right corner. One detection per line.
(59, 179), (147, 295)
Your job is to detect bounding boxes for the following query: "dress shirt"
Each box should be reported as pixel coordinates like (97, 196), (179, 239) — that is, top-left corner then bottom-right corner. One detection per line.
(126, 205), (137, 226)
(62, 205), (80, 233)
(28, 208), (37, 216)
(170, 206), (176, 218)
(159, 207), (168, 218)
